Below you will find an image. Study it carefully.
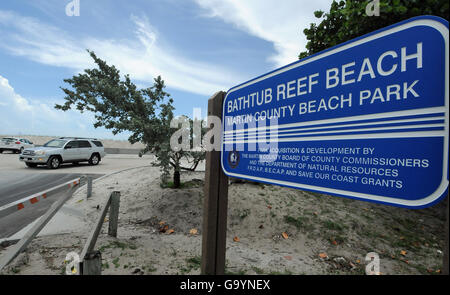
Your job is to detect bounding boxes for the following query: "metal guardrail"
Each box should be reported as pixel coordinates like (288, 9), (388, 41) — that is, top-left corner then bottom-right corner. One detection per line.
(0, 175), (121, 274)
(0, 178), (81, 271)
(0, 178), (82, 219)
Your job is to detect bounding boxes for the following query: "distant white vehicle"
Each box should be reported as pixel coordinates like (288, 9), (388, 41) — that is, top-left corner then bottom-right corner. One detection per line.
(0, 137), (35, 154)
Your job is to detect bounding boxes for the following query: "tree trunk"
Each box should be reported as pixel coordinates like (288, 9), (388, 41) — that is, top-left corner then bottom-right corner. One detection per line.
(173, 170), (181, 188)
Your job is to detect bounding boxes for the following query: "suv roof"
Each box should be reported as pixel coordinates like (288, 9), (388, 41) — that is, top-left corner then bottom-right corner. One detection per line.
(58, 137), (100, 141)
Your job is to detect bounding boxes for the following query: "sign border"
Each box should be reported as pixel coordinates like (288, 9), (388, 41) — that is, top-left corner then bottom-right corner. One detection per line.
(221, 15), (449, 209)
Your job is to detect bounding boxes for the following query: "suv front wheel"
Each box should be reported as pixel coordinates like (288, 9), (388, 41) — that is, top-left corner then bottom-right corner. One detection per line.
(47, 156), (61, 169)
(89, 153), (100, 165)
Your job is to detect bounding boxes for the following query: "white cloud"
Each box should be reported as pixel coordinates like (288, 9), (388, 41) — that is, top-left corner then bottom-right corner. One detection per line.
(0, 74), (80, 132)
(0, 10), (243, 95)
(0, 75), (33, 112)
(0, 74), (66, 125)
(193, 0), (332, 67)
(0, 10), (92, 70)
(0, 74), (124, 138)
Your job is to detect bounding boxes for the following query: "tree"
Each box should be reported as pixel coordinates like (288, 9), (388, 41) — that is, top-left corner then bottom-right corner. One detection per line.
(299, 0), (449, 59)
(55, 50), (204, 188)
(169, 115), (207, 187)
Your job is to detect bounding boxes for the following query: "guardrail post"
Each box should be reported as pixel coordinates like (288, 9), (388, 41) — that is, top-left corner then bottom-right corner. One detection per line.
(80, 194), (112, 262)
(108, 191), (120, 237)
(82, 251), (102, 275)
(87, 176), (93, 199)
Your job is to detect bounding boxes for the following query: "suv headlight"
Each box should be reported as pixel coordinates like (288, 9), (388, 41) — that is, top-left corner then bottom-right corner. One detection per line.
(35, 150), (46, 155)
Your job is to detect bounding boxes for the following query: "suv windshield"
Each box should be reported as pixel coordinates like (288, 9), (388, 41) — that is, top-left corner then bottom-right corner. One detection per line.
(43, 139), (67, 148)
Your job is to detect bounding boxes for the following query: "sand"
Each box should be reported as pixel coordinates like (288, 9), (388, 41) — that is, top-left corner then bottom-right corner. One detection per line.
(0, 165), (446, 275)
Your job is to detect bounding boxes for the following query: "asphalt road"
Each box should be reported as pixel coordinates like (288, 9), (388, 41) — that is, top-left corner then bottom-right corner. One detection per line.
(0, 151), (154, 174)
(0, 152), (153, 238)
(0, 172), (91, 207)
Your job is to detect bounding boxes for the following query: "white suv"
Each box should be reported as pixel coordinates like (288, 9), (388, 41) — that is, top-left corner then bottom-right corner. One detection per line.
(19, 137), (106, 169)
(0, 137), (35, 154)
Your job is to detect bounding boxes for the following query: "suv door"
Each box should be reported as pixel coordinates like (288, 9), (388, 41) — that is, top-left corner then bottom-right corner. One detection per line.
(91, 140), (105, 157)
(78, 140), (93, 160)
(20, 139), (31, 149)
(62, 140), (80, 161)
(25, 139), (34, 148)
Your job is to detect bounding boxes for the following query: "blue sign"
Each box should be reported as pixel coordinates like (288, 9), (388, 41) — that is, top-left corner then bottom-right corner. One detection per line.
(221, 16), (449, 209)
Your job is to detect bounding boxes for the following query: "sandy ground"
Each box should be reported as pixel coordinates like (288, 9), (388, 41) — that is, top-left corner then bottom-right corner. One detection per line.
(0, 135), (146, 149)
(0, 165), (446, 275)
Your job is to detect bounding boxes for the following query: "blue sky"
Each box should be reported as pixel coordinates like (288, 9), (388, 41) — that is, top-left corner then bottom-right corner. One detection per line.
(0, 0), (331, 140)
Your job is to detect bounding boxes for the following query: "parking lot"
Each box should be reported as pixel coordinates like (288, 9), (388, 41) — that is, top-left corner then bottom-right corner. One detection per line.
(0, 151), (153, 238)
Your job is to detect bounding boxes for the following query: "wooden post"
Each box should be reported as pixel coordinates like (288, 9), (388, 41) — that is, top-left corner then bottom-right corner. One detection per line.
(443, 193), (449, 275)
(87, 176), (93, 198)
(201, 91), (229, 275)
(80, 193), (112, 261)
(82, 251), (102, 275)
(108, 191), (120, 237)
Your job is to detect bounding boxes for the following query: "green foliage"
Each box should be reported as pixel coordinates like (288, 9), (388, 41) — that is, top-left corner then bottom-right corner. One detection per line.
(55, 50), (204, 187)
(284, 215), (308, 229)
(179, 256), (201, 274)
(299, 0), (449, 59)
(112, 257), (120, 268)
(323, 220), (346, 232)
(186, 256), (202, 267)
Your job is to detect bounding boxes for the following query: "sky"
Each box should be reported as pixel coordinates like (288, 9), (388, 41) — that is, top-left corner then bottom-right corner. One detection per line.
(0, 0), (332, 140)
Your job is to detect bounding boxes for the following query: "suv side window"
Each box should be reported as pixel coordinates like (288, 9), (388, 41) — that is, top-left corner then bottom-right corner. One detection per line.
(92, 141), (103, 147)
(79, 140), (92, 148)
(65, 141), (79, 149)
